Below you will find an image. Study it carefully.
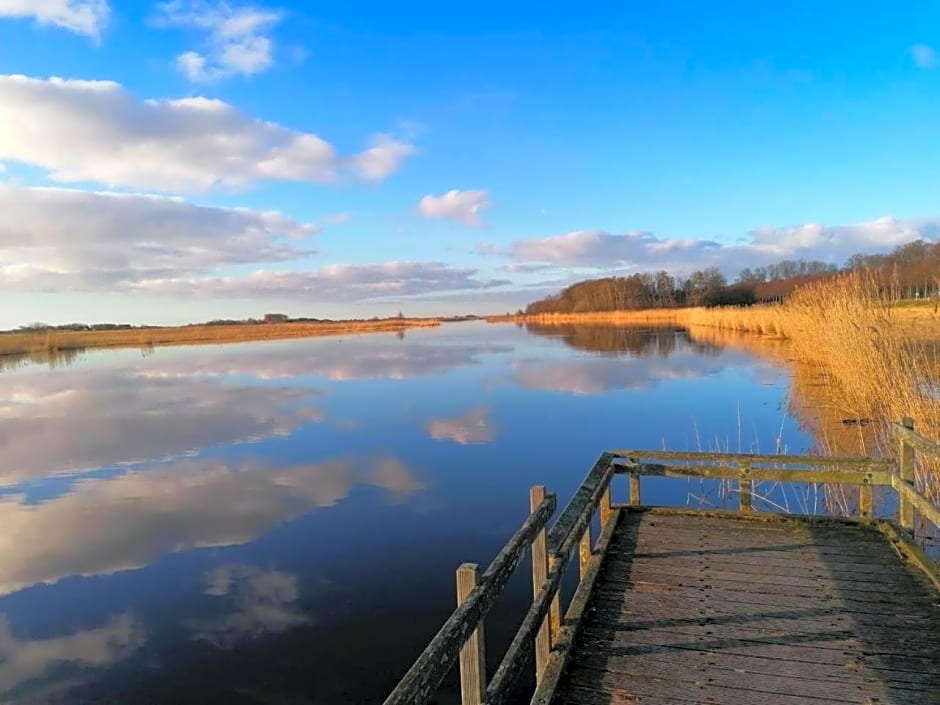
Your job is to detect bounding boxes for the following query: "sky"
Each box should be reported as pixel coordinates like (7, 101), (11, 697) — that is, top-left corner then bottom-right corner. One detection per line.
(1, 1), (939, 327)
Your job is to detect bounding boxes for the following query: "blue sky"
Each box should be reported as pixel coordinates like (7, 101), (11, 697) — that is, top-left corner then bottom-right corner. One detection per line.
(1, 1), (939, 326)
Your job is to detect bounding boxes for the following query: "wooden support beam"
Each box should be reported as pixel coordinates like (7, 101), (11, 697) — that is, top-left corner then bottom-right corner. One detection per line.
(859, 480), (873, 520)
(578, 525), (592, 578)
(629, 473), (641, 506)
(599, 484), (612, 526)
(529, 486), (552, 682)
(456, 564), (485, 705)
(898, 416), (916, 531)
(738, 462), (752, 513)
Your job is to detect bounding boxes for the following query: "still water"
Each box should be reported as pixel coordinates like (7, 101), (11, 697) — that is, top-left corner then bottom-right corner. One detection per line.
(0, 322), (813, 704)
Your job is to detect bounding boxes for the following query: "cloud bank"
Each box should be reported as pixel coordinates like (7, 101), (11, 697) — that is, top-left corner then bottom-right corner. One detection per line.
(0, 75), (414, 192)
(504, 217), (940, 276)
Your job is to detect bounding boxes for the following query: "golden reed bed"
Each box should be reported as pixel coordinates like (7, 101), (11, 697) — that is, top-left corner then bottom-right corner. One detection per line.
(0, 318), (442, 357)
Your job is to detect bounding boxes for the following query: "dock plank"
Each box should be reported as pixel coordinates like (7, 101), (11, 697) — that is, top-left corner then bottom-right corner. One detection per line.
(550, 511), (940, 705)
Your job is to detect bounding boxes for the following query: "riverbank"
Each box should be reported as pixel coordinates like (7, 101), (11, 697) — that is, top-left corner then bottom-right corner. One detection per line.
(0, 317), (442, 358)
(490, 275), (940, 498)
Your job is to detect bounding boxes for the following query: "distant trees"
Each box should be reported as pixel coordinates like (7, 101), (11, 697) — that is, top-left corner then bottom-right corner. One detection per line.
(524, 239), (940, 314)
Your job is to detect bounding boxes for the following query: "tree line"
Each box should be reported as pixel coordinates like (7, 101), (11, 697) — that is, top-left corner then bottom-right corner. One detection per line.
(524, 239), (940, 314)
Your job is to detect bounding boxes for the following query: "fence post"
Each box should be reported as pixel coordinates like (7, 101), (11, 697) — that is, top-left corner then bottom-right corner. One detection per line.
(899, 416), (916, 531)
(456, 564), (486, 705)
(529, 486), (552, 682)
(600, 482), (612, 526)
(739, 462), (752, 513)
(629, 472), (641, 506)
(579, 525), (592, 578)
(859, 476), (873, 520)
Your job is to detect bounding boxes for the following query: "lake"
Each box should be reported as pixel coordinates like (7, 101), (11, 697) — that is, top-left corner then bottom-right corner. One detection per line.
(0, 322), (816, 704)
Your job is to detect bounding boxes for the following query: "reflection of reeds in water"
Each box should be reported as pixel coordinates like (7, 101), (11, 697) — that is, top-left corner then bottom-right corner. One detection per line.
(0, 347), (85, 372)
(524, 323), (721, 358)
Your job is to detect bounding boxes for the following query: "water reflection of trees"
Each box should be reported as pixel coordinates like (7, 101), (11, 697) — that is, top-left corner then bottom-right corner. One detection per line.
(0, 347), (85, 372)
(525, 324), (721, 358)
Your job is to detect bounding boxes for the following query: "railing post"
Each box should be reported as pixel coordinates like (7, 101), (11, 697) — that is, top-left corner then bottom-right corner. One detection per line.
(578, 525), (592, 578)
(600, 482), (612, 526)
(529, 486), (552, 682)
(899, 416), (916, 531)
(456, 564), (486, 705)
(629, 472), (641, 506)
(859, 475), (873, 520)
(739, 462), (752, 513)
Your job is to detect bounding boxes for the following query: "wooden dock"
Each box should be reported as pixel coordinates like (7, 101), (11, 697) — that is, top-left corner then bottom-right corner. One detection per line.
(383, 419), (940, 705)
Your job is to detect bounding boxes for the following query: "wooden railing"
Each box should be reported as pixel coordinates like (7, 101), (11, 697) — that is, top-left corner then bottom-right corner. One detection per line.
(384, 418), (940, 705)
(383, 454), (618, 705)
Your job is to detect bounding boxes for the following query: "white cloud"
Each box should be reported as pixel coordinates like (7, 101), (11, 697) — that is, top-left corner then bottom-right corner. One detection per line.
(155, 0), (283, 81)
(0, 0), (109, 40)
(0, 75), (415, 192)
(0, 455), (423, 596)
(348, 134), (418, 182)
(505, 217), (940, 275)
(427, 407), (495, 444)
(417, 189), (490, 226)
(134, 262), (511, 300)
(911, 44), (937, 69)
(0, 185), (318, 292)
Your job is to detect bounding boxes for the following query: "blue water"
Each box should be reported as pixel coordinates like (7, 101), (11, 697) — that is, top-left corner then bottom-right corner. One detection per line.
(0, 322), (812, 704)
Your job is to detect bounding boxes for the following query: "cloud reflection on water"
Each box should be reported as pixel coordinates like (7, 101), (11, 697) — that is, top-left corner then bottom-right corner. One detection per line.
(0, 455), (423, 597)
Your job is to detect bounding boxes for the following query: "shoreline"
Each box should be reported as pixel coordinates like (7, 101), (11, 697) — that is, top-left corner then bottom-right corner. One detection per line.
(0, 318), (443, 358)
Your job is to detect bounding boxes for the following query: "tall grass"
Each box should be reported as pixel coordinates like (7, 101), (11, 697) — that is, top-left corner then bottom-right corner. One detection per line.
(688, 272), (940, 499)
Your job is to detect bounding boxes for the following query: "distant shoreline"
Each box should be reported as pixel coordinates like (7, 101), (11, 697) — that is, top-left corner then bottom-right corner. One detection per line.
(0, 318), (445, 358)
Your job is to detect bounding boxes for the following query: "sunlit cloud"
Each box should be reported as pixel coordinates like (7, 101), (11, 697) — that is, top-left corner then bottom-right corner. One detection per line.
(0, 0), (109, 41)
(503, 217), (940, 276)
(417, 189), (490, 226)
(0, 74), (416, 193)
(154, 0), (284, 82)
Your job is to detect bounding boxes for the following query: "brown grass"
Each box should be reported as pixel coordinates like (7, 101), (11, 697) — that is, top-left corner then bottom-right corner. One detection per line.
(0, 318), (442, 358)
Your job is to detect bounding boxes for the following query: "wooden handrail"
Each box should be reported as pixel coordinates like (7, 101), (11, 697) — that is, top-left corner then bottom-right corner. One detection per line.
(608, 448), (894, 467)
(485, 455), (617, 705)
(613, 460), (893, 486)
(892, 420), (940, 459)
(382, 493), (557, 705)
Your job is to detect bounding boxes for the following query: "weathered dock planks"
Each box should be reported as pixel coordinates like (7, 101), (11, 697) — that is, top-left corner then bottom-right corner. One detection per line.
(549, 511), (940, 705)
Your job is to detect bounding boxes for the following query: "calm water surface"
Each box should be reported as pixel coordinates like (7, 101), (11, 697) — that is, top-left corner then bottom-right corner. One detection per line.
(0, 322), (814, 704)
